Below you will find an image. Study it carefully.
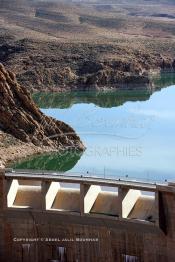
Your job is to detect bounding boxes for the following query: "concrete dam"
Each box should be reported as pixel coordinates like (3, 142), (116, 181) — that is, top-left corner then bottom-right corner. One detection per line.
(0, 167), (175, 262)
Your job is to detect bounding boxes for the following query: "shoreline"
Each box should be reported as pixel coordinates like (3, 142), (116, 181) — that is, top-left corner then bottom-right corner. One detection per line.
(26, 70), (175, 94)
(0, 132), (57, 167)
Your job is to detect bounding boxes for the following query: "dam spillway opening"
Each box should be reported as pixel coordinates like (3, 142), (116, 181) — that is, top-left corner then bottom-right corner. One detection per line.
(5, 174), (157, 224)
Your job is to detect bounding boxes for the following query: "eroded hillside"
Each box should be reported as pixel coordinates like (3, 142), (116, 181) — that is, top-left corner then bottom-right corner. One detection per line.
(0, 0), (175, 90)
(0, 63), (84, 164)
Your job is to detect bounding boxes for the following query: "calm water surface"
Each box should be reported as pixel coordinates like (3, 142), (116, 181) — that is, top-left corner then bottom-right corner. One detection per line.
(12, 74), (175, 182)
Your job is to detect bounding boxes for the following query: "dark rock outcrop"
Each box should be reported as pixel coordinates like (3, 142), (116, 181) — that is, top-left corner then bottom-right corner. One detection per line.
(0, 63), (84, 150)
(1, 40), (174, 92)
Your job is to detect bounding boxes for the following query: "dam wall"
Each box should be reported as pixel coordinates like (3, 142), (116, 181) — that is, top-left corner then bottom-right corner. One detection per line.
(0, 168), (175, 261)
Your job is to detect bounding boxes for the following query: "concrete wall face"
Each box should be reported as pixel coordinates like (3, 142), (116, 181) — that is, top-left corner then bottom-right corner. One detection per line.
(0, 171), (175, 262)
(1, 215), (175, 262)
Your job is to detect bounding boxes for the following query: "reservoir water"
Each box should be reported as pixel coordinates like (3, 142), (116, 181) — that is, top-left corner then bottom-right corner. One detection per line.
(12, 74), (175, 182)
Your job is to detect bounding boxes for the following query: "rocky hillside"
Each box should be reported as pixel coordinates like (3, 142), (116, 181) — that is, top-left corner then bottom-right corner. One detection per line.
(0, 63), (84, 151)
(1, 40), (175, 92)
(1, 1), (175, 91)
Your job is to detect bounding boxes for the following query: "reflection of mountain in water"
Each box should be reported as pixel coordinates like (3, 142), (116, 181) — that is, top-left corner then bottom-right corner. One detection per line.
(152, 72), (175, 88)
(12, 72), (175, 173)
(11, 150), (82, 172)
(33, 73), (175, 109)
(33, 90), (152, 109)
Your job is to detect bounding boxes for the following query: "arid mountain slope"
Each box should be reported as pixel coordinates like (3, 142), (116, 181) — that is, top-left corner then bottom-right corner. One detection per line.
(0, 63), (84, 150)
(0, 1), (175, 90)
(1, 39), (175, 91)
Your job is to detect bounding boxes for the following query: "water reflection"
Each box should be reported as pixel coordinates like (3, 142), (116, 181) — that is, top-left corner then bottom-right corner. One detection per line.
(32, 73), (175, 109)
(33, 90), (152, 109)
(12, 150), (83, 172)
(152, 72), (175, 88)
(12, 73), (175, 181)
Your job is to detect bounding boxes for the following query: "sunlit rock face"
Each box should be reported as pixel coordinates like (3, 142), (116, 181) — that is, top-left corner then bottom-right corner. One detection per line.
(0, 63), (84, 150)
